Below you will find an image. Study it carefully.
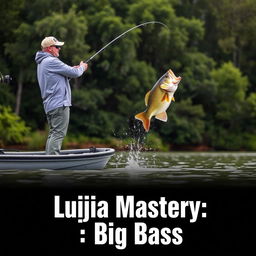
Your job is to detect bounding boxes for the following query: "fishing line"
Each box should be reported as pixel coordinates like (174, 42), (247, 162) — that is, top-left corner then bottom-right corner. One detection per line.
(84, 21), (169, 63)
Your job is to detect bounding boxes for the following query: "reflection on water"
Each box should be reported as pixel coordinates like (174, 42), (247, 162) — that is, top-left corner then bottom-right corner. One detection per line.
(0, 152), (256, 187)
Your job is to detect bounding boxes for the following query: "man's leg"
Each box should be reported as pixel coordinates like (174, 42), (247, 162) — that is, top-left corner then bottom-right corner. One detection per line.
(45, 106), (70, 155)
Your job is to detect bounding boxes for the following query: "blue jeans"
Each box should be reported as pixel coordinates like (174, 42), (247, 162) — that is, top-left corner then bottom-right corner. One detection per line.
(45, 106), (70, 155)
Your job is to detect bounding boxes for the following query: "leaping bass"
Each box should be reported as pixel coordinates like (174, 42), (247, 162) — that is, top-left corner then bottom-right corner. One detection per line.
(135, 69), (181, 132)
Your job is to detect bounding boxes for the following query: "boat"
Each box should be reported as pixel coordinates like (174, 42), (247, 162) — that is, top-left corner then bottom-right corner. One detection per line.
(0, 147), (115, 170)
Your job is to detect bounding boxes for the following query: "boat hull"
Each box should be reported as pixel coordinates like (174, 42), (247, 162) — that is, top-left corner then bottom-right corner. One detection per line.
(0, 148), (115, 170)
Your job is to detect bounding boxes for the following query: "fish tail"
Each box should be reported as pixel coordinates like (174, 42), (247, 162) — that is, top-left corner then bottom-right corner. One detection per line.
(135, 112), (150, 132)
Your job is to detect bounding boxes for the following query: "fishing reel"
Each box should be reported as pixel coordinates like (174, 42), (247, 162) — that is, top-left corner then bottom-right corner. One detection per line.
(0, 72), (12, 84)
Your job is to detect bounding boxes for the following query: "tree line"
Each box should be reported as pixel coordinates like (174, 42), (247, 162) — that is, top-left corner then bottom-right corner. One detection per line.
(1, 0), (256, 150)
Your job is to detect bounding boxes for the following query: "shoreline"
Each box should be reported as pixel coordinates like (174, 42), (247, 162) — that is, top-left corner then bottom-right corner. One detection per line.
(1, 142), (253, 152)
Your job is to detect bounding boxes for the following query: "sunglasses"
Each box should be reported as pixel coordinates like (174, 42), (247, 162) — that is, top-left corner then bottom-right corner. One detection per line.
(51, 45), (61, 49)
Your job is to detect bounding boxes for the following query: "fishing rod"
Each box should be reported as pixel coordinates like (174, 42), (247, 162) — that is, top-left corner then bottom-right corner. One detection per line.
(84, 21), (169, 63)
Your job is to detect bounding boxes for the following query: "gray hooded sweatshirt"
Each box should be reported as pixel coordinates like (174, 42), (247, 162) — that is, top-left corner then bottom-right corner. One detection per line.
(35, 51), (85, 113)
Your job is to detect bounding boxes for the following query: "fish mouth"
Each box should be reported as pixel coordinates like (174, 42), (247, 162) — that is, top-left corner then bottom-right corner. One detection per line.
(173, 77), (181, 84)
(167, 69), (182, 83)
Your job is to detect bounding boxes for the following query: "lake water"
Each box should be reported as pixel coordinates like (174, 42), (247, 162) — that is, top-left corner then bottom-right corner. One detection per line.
(0, 151), (256, 188)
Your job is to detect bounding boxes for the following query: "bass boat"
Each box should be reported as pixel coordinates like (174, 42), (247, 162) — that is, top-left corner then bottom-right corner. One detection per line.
(0, 148), (115, 170)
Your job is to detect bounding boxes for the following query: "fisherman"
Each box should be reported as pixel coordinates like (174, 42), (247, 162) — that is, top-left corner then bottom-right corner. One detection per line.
(35, 36), (88, 155)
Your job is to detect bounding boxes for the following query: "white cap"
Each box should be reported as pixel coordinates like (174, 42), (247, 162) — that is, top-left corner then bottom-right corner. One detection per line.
(41, 36), (64, 48)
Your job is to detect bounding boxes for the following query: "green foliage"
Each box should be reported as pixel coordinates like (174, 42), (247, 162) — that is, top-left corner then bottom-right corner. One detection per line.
(5, 22), (37, 85)
(1, 0), (256, 151)
(127, 0), (205, 70)
(245, 93), (256, 119)
(0, 85), (15, 107)
(210, 128), (245, 151)
(25, 130), (47, 150)
(243, 134), (256, 151)
(211, 62), (249, 129)
(158, 99), (205, 146)
(209, 0), (256, 67)
(0, 0), (24, 45)
(0, 106), (30, 146)
(34, 5), (90, 65)
(144, 132), (169, 151)
(180, 52), (216, 103)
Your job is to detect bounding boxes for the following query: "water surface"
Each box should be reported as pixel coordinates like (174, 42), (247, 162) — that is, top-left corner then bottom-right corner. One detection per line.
(0, 151), (255, 188)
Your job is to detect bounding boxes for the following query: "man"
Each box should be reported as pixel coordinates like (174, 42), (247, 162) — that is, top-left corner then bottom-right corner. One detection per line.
(35, 36), (88, 155)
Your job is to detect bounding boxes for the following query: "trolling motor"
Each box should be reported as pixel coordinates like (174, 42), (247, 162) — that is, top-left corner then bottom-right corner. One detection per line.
(0, 72), (12, 84)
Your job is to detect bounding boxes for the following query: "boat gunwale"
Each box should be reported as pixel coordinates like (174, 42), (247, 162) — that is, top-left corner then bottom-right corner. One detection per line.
(0, 148), (115, 160)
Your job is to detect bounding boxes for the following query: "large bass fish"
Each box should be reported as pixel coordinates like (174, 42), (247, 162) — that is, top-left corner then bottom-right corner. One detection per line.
(135, 69), (181, 132)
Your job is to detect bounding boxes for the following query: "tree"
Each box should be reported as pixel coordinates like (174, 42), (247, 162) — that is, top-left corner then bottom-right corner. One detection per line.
(211, 62), (248, 127)
(158, 99), (205, 146)
(209, 62), (249, 149)
(209, 0), (256, 68)
(180, 52), (216, 113)
(5, 23), (37, 115)
(0, 0), (24, 59)
(0, 105), (30, 146)
(127, 0), (205, 72)
(2, 0), (256, 150)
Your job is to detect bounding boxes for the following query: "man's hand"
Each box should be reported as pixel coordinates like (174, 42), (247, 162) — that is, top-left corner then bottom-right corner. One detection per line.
(80, 61), (88, 71)
(73, 62), (88, 71)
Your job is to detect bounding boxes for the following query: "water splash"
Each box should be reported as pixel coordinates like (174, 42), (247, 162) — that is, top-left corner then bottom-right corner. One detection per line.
(114, 152), (124, 168)
(126, 140), (142, 168)
(111, 119), (148, 168)
(125, 122), (146, 169)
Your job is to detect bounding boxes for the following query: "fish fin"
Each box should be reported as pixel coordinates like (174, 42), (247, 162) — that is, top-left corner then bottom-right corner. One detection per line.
(155, 112), (168, 122)
(172, 96), (175, 102)
(135, 112), (150, 132)
(160, 84), (169, 90)
(161, 93), (170, 102)
(144, 91), (151, 106)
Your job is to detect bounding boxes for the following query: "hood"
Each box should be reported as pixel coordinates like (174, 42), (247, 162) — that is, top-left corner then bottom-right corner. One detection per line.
(35, 51), (52, 64)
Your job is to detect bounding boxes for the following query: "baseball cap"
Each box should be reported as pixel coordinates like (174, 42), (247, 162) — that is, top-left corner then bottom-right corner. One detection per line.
(41, 36), (64, 48)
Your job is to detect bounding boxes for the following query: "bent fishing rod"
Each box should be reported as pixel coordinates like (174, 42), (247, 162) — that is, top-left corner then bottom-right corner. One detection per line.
(84, 21), (169, 63)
